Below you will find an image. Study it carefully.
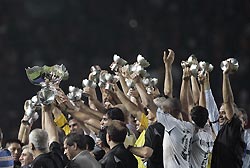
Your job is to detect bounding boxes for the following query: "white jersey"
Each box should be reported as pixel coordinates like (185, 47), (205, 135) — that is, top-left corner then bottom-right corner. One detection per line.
(156, 108), (194, 168)
(190, 124), (214, 168)
(243, 129), (250, 168)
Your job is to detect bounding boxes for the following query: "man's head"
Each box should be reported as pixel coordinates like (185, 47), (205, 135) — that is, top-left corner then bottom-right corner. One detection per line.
(84, 135), (95, 151)
(19, 145), (33, 167)
(154, 97), (182, 119)
(68, 117), (84, 135)
(190, 106), (209, 128)
(63, 133), (87, 160)
(29, 129), (49, 156)
(100, 108), (125, 129)
(218, 104), (228, 126)
(106, 120), (127, 146)
(5, 139), (22, 162)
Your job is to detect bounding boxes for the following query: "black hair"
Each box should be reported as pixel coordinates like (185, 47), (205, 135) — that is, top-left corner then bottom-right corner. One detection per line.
(106, 107), (125, 122)
(64, 133), (87, 150)
(84, 135), (95, 151)
(107, 120), (127, 143)
(190, 106), (208, 128)
(4, 139), (22, 148)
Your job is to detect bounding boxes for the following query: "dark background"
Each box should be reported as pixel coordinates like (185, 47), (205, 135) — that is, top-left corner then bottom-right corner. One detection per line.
(1, 0), (250, 140)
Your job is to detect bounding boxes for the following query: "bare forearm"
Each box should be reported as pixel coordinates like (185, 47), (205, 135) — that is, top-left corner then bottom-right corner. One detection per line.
(43, 106), (59, 143)
(118, 74), (129, 95)
(89, 98), (106, 114)
(116, 88), (141, 120)
(199, 83), (206, 108)
(180, 79), (189, 114)
(222, 73), (234, 120)
(164, 64), (173, 98)
(191, 76), (200, 105)
(129, 146), (153, 158)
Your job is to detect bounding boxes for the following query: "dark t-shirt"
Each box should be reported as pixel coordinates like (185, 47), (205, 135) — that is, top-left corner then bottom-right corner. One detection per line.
(99, 143), (137, 168)
(211, 114), (246, 168)
(144, 122), (164, 168)
(31, 142), (68, 168)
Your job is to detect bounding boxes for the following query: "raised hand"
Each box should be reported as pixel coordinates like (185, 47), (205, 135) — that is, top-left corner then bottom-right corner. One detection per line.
(163, 49), (175, 66)
(182, 67), (191, 81)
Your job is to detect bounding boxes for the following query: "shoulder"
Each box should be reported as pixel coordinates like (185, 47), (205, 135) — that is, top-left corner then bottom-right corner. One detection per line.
(99, 153), (116, 167)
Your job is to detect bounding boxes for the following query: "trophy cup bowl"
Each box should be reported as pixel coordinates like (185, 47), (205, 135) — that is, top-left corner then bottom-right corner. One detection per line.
(90, 65), (101, 75)
(82, 79), (97, 88)
(104, 73), (112, 81)
(90, 65), (101, 83)
(67, 86), (83, 101)
(137, 54), (150, 68)
(143, 78), (158, 87)
(207, 64), (214, 72)
(113, 54), (127, 66)
(220, 58), (239, 73)
(227, 58), (239, 73)
(25, 66), (45, 85)
(110, 62), (119, 71)
(187, 55), (198, 65)
(151, 78), (158, 86)
(220, 60), (228, 72)
(198, 61), (213, 77)
(142, 78), (150, 86)
(181, 61), (189, 69)
(26, 64), (69, 105)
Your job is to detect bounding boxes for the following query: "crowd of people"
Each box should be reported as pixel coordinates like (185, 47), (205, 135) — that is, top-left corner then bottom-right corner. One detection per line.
(0, 49), (249, 168)
(1, 0), (250, 140)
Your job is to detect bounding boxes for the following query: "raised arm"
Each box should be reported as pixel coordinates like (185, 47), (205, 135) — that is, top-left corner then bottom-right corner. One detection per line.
(180, 67), (192, 121)
(18, 100), (38, 145)
(51, 106), (70, 136)
(134, 75), (157, 116)
(163, 49), (174, 98)
(198, 73), (206, 108)
(18, 119), (32, 145)
(113, 83), (142, 121)
(117, 71), (129, 96)
(222, 63), (235, 121)
(55, 90), (101, 130)
(191, 76), (200, 105)
(42, 104), (59, 144)
(204, 73), (220, 135)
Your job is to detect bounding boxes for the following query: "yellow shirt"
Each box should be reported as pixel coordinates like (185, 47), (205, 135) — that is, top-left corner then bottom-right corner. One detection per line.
(134, 130), (146, 168)
(54, 113), (70, 135)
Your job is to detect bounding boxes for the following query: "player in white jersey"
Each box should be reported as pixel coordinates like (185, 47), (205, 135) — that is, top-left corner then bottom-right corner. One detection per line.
(189, 106), (214, 168)
(243, 128), (250, 168)
(155, 96), (214, 168)
(156, 107), (194, 167)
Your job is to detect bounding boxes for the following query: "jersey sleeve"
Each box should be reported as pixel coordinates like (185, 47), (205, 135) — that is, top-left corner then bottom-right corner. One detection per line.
(205, 89), (220, 135)
(156, 108), (177, 132)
